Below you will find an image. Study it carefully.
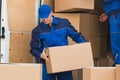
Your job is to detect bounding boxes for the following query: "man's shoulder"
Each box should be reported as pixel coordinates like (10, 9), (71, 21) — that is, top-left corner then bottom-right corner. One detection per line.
(32, 25), (41, 33)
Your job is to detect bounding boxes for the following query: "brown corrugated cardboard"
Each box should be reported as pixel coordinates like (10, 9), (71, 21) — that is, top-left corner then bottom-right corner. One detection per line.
(90, 0), (104, 14)
(9, 32), (33, 63)
(72, 69), (83, 80)
(44, 0), (54, 11)
(83, 67), (115, 80)
(7, 0), (35, 31)
(89, 36), (108, 59)
(0, 63), (42, 80)
(55, 0), (94, 12)
(80, 14), (109, 40)
(45, 42), (94, 73)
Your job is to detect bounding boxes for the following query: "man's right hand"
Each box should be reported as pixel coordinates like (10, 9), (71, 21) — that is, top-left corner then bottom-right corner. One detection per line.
(99, 13), (108, 22)
(40, 49), (48, 62)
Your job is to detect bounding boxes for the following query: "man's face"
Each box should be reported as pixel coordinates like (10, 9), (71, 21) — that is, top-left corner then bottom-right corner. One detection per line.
(41, 13), (53, 25)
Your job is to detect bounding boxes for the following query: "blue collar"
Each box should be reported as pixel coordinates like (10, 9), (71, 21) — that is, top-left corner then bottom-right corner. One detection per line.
(52, 16), (58, 25)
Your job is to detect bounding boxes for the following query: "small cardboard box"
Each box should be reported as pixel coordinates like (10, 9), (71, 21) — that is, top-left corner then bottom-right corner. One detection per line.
(55, 0), (94, 12)
(46, 42), (94, 73)
(0, 63), (42, 80)
(83, 67), (115, 80)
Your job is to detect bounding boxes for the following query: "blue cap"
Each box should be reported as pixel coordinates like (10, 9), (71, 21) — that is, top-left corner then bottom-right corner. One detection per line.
(38, 4), (52, 18)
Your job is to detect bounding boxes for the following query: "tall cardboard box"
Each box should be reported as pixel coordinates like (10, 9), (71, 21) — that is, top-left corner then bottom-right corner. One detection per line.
(83, 67), (115, 80)
(0, 63), (42, 80)
(89, 36), (108, 59)
(46, 42), (94, 73)
(55, 0), (94, 12)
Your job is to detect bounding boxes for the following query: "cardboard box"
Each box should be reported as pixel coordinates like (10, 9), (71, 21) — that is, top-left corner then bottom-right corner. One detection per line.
(72, 69), (83, 80)
(46, 42), (94, 73)
(55, 0), (94, 12)
(83, 67), (115, 80)
(44, 0), (54, 11)
(0, 63), (42, 80)
(7, 0), (35, 31)
(89, 36), (108, 59)
(80, 14), (109, 39)
(116, 65), (120, 80)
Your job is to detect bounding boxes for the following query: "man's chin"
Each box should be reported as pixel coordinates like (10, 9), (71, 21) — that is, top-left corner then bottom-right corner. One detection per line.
(44, 22), (49, 25)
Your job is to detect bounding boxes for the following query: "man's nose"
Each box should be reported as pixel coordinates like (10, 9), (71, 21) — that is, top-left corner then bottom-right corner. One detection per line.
(43, 18), (48, 21)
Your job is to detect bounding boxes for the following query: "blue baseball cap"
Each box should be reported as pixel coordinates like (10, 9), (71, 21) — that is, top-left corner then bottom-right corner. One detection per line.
(38, 4), (52, 18)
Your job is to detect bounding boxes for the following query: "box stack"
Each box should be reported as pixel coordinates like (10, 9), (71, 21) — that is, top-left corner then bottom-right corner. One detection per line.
(5, 0), (116, 80)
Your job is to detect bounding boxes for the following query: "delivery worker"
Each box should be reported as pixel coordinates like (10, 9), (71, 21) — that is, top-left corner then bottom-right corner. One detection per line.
(99, 0), (120, 66)
(30, 4), (86, 80)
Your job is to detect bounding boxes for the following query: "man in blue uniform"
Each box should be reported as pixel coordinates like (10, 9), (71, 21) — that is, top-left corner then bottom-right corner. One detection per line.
(99, 0), (120, 66)
(30, 4), (86, 80)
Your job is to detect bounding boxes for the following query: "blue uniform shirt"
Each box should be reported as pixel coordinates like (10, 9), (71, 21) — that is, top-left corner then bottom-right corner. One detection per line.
(30, 16), (86, 63)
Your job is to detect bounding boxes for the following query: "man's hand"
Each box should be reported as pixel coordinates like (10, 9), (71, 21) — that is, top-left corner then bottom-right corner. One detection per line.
(40, 49), (49, 62)
(99, 13), (108, 22)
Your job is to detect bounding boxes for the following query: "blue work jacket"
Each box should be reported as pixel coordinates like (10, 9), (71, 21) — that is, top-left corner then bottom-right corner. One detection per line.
(30, 16), (86, 63)
(103, 0), (120, 16)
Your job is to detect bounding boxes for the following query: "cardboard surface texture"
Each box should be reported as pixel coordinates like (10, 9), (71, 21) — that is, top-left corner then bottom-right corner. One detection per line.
(7, 0), (35, 31)
(55, 0), (94, 12)
(83, 67), (115, 80)
(0, 63), (42, 80)
(46, 42), (94, 73)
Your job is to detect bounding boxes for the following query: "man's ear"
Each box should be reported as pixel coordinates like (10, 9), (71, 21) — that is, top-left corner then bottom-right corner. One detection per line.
(50, 11), (53, 16)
